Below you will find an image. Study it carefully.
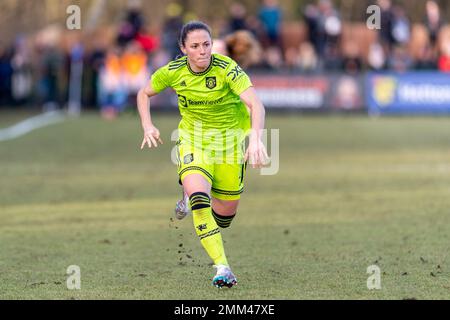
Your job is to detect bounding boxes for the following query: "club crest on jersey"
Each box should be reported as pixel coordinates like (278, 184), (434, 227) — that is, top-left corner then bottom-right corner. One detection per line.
(205, 77), (216, 89)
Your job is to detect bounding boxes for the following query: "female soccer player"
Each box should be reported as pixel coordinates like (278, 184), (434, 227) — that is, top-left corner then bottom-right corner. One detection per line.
(137, 21), (268, 288)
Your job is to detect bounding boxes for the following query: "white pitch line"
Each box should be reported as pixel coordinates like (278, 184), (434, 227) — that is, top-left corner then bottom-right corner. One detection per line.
(0, 110), (66, 142)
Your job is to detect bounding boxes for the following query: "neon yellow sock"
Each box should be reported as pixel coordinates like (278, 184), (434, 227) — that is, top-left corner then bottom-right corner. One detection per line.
(190, 193), (228, 266)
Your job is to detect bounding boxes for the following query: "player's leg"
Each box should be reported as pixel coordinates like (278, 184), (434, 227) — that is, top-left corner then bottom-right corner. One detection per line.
(205, 161), (245, 288)
(210, 160), (247, 229)
(182, 173), (236, 287)
(173, 140), (200, 220)
(178, 188), (240, 224)
(211, 198), (239, 228)
(175, 140), (237, 287)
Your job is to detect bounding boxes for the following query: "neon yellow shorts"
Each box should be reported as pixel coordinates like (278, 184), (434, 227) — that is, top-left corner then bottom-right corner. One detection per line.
(175, 139), (247, 201)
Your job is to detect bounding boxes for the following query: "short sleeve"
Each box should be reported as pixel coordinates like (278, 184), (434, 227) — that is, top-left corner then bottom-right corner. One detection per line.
(226, 60), (253, 96)
(150, 66), (171, 93)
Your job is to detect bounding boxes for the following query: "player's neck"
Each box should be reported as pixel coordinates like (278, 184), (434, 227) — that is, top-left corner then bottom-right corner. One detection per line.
(187, 57), (212, 73)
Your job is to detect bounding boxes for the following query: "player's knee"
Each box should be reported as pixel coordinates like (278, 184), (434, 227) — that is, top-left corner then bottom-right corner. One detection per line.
(212, 209), (236, 228)
(189, 192), (211, 210)
(182, 173), (211, 197)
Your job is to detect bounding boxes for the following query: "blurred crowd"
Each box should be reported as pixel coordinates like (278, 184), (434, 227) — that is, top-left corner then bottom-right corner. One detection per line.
(0, 0), (449, 117)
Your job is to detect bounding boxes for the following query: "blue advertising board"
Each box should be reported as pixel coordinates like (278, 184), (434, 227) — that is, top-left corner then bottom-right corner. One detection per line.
(366, 72), (450, 115)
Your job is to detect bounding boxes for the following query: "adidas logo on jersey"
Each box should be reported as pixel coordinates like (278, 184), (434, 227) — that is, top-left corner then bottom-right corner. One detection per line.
(180, 80), (187, 86)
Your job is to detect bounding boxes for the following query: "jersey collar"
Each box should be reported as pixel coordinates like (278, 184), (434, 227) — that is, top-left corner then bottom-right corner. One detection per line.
(187, 56), (213, 76)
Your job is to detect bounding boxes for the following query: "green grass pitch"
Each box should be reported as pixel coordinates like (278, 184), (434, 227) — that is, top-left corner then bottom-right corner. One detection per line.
(1, 111), (450, 299)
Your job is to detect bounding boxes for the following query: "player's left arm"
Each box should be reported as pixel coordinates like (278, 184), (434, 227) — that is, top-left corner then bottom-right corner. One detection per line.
(240, 87), (269, 169)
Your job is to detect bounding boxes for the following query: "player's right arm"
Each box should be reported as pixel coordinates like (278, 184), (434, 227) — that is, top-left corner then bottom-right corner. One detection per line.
(137, 81), (163, 149)
(138, 63), (174, 149)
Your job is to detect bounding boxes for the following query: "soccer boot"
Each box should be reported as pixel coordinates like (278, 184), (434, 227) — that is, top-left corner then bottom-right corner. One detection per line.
(174, 191), (191, 220)
(212, 264), (237, 288)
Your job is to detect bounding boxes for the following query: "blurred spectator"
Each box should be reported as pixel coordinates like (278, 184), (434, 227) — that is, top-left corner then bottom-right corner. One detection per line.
(342, 43), (363, 75)
(98, 47), (127, 119)
(224, 30), (263, 69)
(313, 0), (342, 61)
(424, 0), (443, 47)
(0, 43), (14, 106)
(284, 43), (318, 73)
(303, 4), (320, 55)
(323, 44), (342, 71)
(438, 39), (450, 72)
(299, 42), (319, 73)
(149, 50), (171, 71)
(121, 41), (148, 97)
(67, 42), (84, 115)
(97, 41), (148, 119)
(212, 39), (229, 56)
(284, 46), (299, 71)
(117, 0), (144, 47)
(33, 25), (68, 111)
(85, 43), (106, 108)
(377, 0), (394, 51)
(135, 27), (160, 54)
(117, 21), (137, 47)
(320, 0), (342, 43)
(228, 3), (248, 33)
(367, 42), (387, 70)
(256, 46), (283, 70)
(36, 40), (64, 112)
(258, 0), (282, 48)
(10, 36), (33, 105)
(126, 0), (144, 34)
(415, 45), (437, 70)
(391, 5), (411, 46)
(387, 45), (414, 72)
(245, 15), (263, 39)
(161, 3), (184, 60)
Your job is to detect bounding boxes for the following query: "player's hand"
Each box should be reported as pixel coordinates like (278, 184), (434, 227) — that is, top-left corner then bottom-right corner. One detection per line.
(244, 138), (269, 169)
(140, 125), (163, 149)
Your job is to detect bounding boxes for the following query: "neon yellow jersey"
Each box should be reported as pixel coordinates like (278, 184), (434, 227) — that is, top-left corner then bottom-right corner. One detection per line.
(151, 54), (252, 152)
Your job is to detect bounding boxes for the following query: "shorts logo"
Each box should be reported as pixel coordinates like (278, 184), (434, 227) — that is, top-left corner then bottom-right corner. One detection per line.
(206, 77), (216, 89)
(197, 223), (207, 231)
(184, 153), (194, 164)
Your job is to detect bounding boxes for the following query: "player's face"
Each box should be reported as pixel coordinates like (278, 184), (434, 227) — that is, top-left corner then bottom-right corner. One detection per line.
(181, 29), (212, 72)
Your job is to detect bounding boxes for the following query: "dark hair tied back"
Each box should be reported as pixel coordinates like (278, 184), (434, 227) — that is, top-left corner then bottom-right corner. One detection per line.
(179, 21), (212, 47)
